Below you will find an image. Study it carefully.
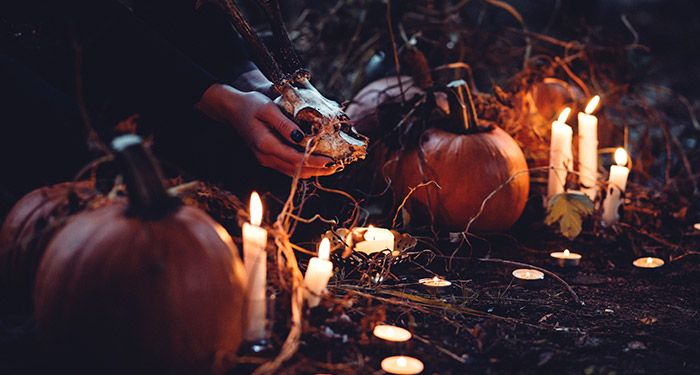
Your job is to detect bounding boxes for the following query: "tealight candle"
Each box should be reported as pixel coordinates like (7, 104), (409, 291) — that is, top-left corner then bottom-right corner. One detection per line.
(242, 191), (268, 341)
(303, 238), (334, 308)
(633, 257), (664, 269)
(381, 356), (424, 375)
(372, 324), (412, 342)
(354, 225), (395, 254)
(550, 249), (582, 267)
(418, 276), (452, 288)
(602, 148), (630, 227)
(548, 107), (574, 199)
(578, 96), (600, 200)
(512, 268), (545, 281)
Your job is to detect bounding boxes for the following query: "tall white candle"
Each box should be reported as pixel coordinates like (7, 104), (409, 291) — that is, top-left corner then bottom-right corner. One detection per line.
(354, 225), (395, 254)
(578, 96), (600, 200)
(602, 148), (630, 226)
(548, 107), (574, 199)
(303, 238), (334, 308)
(242, 191), (268, 340)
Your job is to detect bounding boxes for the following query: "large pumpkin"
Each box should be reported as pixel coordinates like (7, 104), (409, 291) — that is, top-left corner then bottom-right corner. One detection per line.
(348, 77), (529, 231)
(33, 135), (247, 374)
(386, 126), (529, 231)
(0, 180), (99, 313)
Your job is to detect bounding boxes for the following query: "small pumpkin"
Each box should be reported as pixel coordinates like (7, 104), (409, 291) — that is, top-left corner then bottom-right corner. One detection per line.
(33, 135), (247, 374)
(0, 180), (100, 313)
(348, 77), (529, 231)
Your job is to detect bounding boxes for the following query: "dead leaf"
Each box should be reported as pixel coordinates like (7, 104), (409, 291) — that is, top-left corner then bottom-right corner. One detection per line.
(545, 193), (595, 240)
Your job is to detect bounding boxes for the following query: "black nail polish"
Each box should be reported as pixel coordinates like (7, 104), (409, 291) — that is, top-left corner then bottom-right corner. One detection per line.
(325, 162), (336, 168)
(291, 130), (304, 143)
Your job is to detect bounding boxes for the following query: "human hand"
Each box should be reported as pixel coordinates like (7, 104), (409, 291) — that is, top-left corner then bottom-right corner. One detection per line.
(197, 84), (337, 178)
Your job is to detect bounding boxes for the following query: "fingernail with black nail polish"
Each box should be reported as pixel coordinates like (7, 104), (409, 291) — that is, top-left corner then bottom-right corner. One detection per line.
(325, 162), (336, 168)
(291, 130), (304, 143)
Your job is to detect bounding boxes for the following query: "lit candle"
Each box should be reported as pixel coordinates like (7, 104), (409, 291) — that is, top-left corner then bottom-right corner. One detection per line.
(550, 249), (582, 267)
(602, 148), (630, 227)
(303, 238), (334, 308)
(418, 276), (452, 288)
(578, 96), (600, 200)
(633, 257), (664, 269)
(693, 223), (700, 231)
(512, 268), (545, 281)
(242, 191), (268, 341)
(381, 356), (424, 375)
(373, 324), (412, 342)
(548, 107), (574, 199)
(354, 225), (395, 254)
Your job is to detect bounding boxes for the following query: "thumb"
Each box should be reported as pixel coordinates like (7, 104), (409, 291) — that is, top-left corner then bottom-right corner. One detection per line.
(261, 104), (305, 145)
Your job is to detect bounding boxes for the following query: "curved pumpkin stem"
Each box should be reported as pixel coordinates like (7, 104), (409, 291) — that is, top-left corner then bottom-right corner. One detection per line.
(447, 79), (480, 132)
(112, 135), (180, 219)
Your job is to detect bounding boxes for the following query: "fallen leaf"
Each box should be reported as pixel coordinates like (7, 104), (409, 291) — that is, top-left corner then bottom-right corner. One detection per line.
(545, 192), (595, 240)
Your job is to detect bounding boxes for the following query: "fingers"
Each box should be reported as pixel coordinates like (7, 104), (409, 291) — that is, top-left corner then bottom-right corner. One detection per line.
(258, 103), (305, 144)
(264, 153), (338, 179)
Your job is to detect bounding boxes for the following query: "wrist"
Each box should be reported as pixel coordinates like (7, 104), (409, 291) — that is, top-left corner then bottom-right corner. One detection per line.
(196, 83), (245, 123)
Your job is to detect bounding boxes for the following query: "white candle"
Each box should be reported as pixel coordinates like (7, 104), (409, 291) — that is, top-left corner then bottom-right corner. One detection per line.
(512, 268), (545, 280)
(372, 325), (412, 342)
(548, 107), (574, 199)
(632, 257), (664, 269)
(354, 225), (395, 254)
(602, 148), (630, 227)
(578, 96), (600, 200)
(242, 191), (268, 340)
(550, 249), (582, 267)
(381, 356), (424, 375)
(303, 238), (334, 308)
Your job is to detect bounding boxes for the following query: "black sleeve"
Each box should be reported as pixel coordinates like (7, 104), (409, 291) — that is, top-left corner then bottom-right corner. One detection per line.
(72, 0), (219, 108)
(134, 0), (257, 84)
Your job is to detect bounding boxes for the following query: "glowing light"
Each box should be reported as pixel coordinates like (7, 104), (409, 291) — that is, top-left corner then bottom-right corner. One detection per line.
(397, 357), (408, 367)
(585, 95), (601, 114)
(563, 249), (570, 256)
(249, 191), (263, 226)
(614, 147), (628, 166)
(646, 257), (653, 265)
(318, 238), (330, 260)
(557, 107), (572, 123)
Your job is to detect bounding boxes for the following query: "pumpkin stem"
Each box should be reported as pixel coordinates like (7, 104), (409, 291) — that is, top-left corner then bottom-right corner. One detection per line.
(111, 135), (180, 219)
(447, 79), (480, 132)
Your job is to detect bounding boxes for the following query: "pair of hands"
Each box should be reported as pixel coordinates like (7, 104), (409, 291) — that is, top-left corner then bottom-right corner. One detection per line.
(197, 83), (339, 179)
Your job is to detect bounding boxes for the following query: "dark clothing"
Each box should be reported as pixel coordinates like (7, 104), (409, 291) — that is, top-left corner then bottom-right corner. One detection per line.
(0, 0), (264, 209)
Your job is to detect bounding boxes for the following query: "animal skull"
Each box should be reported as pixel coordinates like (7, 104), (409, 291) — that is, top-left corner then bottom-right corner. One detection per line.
(275, 74), (368, 166)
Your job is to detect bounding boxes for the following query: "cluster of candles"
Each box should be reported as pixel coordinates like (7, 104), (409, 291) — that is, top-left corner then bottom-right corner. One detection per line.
(372, 325), (424, 374)
(547, 96), (631, 226)
(508, 247), (664, 284)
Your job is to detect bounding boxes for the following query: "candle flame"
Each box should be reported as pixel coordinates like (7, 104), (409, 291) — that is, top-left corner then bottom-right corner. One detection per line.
(646, 257), (653, 264)
(397, 356), (408, 367)
(585, 95), (601, 114)
(557, 107), (571, 123)
(249, 191), (263, 226)
(318, 238), (330, 260)
(563, 249), (570, 256)
(525, 271), (531, 278)
(614, 147), (628, 166)
(432, 276), (440, 282)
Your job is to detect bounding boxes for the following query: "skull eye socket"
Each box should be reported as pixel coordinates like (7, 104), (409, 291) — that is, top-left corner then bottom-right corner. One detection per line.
(295, 108), (323, 134)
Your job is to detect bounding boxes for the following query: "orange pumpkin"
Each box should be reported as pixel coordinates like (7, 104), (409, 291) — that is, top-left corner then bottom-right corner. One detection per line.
(33, 135), (247, 374)
(348, 77), (529, 231)
(0, 181), (98, 313)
